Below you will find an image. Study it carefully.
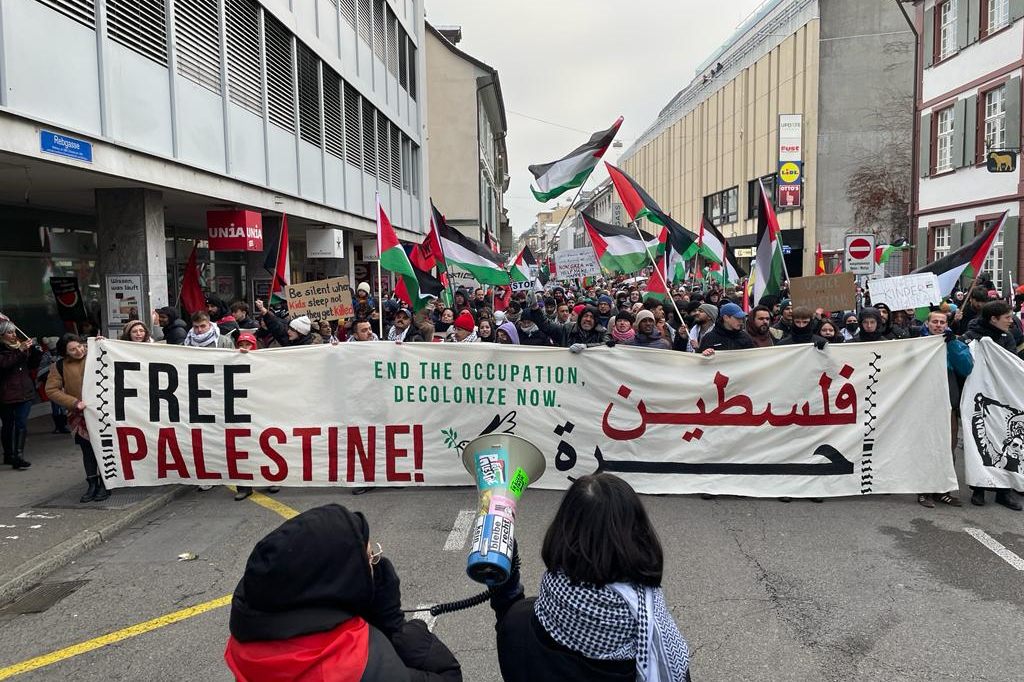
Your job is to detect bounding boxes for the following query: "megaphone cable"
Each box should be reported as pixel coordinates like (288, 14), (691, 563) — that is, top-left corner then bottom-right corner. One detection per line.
(402, 551), (521, 618)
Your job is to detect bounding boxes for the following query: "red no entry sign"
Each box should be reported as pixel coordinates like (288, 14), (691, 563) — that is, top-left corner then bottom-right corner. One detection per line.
(848, 238), (872, 260)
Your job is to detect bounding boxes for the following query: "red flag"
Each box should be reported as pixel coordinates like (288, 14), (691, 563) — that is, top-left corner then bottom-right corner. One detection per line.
(269, 214), (289, 303)
(179, 243), (205, 315)
(832, 260), (843, 274)
(815, 242), (826, 276)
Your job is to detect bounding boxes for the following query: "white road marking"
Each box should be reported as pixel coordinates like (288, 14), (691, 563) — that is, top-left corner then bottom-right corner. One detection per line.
(16, 511), (60, 519)
(415, 604), (438, 632)
(965, 528), (1024, 571)
(444, 510), (476, 551)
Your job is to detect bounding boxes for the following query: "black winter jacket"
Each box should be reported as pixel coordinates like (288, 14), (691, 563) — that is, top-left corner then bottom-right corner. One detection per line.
(697, 323), (755, 352)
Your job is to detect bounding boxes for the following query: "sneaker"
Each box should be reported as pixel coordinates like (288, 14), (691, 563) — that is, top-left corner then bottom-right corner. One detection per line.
(917, 494), (935, 508)
(934, 493), (962, 507)
(198, 485), (213, 492)
(234, 487), (253, 501)
(778, 497), (792, 503)
(266, 486), (280, 494)
(995, 492), (1023, 511)
(699, 493), (715, 500)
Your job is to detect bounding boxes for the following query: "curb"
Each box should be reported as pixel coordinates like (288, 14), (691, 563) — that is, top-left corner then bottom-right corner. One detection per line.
(0, 485), (190, 607)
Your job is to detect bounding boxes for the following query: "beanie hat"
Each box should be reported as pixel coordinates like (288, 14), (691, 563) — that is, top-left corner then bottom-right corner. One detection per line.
(237, 331), (258, 348)
(289, 316), (312, 336)
(635, 310), (656, 326)
(598, 294), (613, 305)
(454, 311), (475, 332)
(698, 303), (719, 323)
(357, 282), (371, 295)
(573, 304), (586, 317)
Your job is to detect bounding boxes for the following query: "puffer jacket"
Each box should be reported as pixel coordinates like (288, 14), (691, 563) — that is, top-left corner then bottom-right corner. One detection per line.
(0, 343), (42, 404)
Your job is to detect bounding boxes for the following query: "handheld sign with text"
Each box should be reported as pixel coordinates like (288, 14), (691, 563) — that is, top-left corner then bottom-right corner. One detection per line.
(868, 273), (942, 311)
(284, 276), (353, 321)
(789, 273), (856, 312)
(554, 248), (601, 280)
(49, 277), (89, 322)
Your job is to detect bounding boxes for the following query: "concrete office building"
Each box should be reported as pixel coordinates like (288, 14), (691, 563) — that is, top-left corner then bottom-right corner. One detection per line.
(0, 0), (426, 336)
(618, 0), (915, 276)
(424, 23), (510, 252)
(913, 0), (1024, 290)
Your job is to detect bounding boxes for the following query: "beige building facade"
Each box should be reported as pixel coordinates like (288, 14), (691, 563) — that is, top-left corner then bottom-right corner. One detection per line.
(620, 0), (915, 276)
(424, 24), (510, 251)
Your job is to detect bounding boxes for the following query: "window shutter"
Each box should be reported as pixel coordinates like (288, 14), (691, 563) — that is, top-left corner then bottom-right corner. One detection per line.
(176, 0), (222, 93)
(949, 222), (964, 251)
(923, 7), (935, 68)
(917, 226), (929, 268)
(1002, 216), (1019, 286)
(967, 0), (980, 44)
(964, 94), (977, 165)
(225, 0), (261, 114)
(1012, 0), (1024, 22)
(1005, 76), (1021, 151)
(957, 0), (970, 50)
(919, 112), (932, 177)
(952, 98), (966, 167)
(36, 0), (95, 30)
(107, 0), (168, 66)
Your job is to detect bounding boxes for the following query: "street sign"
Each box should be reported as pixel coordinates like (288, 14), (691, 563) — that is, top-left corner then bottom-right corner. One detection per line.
(40, 130), (93, 163)
(777, 183), (802, 209)
(986, 149), (1017, 173)
(844, 234), (876, 274)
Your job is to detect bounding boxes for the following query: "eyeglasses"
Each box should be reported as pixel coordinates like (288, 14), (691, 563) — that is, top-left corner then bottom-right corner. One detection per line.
(369, 542), (383, 566)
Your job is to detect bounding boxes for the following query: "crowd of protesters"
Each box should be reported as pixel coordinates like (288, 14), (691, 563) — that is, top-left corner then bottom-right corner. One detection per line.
(3, 272), (1024, 511)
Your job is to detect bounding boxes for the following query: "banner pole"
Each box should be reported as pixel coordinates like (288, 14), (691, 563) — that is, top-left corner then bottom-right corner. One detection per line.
(631, 222), (686, 330)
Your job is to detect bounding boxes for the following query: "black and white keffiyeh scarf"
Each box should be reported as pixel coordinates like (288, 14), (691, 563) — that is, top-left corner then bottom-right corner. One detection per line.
(534, 571), (689, 681)
(387, 324), (410, 342)
(184, 324), (219, 347)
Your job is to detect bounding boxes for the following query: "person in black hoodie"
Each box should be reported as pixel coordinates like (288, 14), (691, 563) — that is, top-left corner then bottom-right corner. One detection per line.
(853, 307), (886, 342)
(874, 303), (907, 340)
(490, 474), (691, 682)
(698, 303), (755, 354)
(777, 306), (827, 348)
(530, 305), (608, 349)
(155, 306), (189, 345)
(225, 504), (462, 681)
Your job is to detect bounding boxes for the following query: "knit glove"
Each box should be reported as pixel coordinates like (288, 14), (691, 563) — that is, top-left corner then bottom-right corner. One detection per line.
(569, 343), (586, 354)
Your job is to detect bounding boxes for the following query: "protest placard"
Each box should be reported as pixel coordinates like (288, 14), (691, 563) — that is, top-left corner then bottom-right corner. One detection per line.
(789, 273), (856, 311)
(555, 248), (601, 280)
(868, 273), (942, 311)
(85, 337), (956, 498)
(284, 276), (353, 321)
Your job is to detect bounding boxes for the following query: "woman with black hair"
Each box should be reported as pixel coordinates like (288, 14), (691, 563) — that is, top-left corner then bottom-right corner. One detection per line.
(45, 334), (110, 502)
(491, 473), (691, 681)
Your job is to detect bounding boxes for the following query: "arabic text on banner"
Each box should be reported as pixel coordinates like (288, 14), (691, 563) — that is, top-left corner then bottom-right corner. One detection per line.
(83, 337), (957, 497)
(960, 338), (1024, 491)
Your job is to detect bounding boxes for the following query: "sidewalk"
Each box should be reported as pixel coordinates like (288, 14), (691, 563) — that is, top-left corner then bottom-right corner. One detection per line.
(0, 416), (186, 605)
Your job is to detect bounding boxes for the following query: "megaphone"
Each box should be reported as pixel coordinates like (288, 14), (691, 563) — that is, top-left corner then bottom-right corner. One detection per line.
(462, 434), (545, 586)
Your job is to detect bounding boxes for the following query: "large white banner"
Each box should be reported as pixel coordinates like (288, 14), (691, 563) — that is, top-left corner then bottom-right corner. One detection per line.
(961, 338), (1024, 492)
(83, 337), (956, 497)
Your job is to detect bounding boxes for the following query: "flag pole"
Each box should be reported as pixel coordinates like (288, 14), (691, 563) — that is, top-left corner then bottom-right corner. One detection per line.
(375, 194), (385, 331)
(431, 204), (457, 307)
(631, 221), (686, 330)
(544, 177), (592, 263)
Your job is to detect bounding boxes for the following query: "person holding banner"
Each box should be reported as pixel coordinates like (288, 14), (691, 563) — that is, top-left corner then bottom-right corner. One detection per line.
(490, 473), (690, 682)
(698, 304), (754, 355)
(183, 311), (236, 349)
(225, 504), (463, 681)
(45, 334), (109, 502)
(387, 308), (426, 343)
(528, 305), (609, 351)
(1, 319), (40, 470)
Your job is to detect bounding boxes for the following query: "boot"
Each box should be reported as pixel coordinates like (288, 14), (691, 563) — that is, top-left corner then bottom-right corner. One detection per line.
(52, 413), (70, 434)
(970, 489), (986, 506)
(92, 476), (110, 502)
(9, 429), (30, 470)
(995, 490), (1023, 511)
(80, 476), (99, 503)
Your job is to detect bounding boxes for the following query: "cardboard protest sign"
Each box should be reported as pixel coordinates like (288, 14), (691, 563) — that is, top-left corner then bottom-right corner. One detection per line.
(555, 248), (601, 280)
(789, 273), (856, 311)
(84, 337), (956, 498)
(868, 273), (942, 311)
(284, 277), (353, 321)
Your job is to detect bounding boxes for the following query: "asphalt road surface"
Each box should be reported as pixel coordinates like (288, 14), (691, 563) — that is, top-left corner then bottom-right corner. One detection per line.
(1, 482), (1022, 681)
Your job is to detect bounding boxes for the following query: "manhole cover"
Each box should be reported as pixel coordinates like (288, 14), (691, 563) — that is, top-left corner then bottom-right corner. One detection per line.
(0, 580), (88, 619)
(35, 486), (157, 510)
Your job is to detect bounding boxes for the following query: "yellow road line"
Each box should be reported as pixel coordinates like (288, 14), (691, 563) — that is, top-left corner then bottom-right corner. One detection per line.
(0, 595), (232, 680)
(0, 489), (300, 678)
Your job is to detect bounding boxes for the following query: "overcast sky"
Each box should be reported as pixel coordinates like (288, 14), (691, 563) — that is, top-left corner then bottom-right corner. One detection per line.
(423, 0), (768, 236)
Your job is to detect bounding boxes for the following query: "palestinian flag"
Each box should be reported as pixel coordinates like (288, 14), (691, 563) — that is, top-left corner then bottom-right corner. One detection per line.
(662, 214), (700, 282)
(395, 256), (445, 312)
(582, 211), (663, 275)
(509, 245), (541, 292)
(529, 116), (623, 202)
(753, 179), (786, 304)
(815, 242), (826, 275)
(433, 201), (510, 285)
(912, 212), (1005, 295)
(875, 239), (910, 265)
(605, 162), (667, 226)
(644, 253), (671, 302)
(264, 214), (290, 303)
(377, 196), (425, 310)
(696, 216), (725, 265)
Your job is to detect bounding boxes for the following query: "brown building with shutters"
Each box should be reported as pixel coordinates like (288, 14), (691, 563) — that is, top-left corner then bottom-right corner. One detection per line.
(914, 0), (1024, 290)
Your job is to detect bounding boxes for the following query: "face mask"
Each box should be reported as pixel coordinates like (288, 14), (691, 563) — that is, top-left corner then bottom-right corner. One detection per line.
(845, 323), (858, 333)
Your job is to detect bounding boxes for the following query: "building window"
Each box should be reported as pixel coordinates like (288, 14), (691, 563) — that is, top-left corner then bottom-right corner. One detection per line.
(935, 106), (954, 173)
(264, 15), (296, 132)
(297, 45), (322, 147)
(985, 0), (1010, 35)
(938, 0), (957, 60)
(344, 83), (362, 169)
(107, 0), (168, 66)
(933, 224), (951, 261)
(978, 217), (1004, 289)
(747, 175), (776, 219)
(36, 0), (96, 29)
(703, 187), (738, 227)
(224, 0), (261, 113)
(341, 0), (356, 29)
(984, 85), (1006, 154)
